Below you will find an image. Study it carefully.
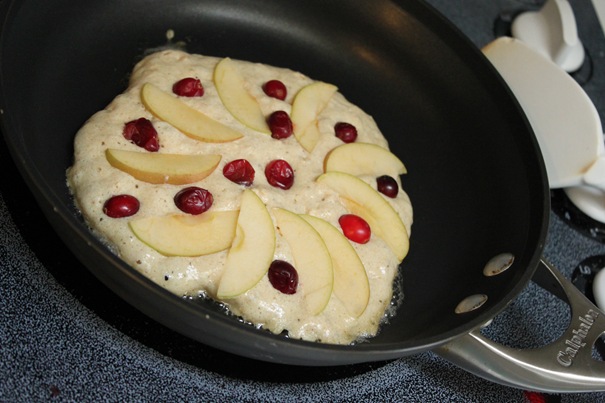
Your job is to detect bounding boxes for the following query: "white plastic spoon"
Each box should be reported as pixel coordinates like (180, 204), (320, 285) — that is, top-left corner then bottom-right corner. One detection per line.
(482, 36), (604, 191)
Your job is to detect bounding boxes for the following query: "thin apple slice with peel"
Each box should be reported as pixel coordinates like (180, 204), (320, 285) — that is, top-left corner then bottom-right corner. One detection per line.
(317, 172), (409, 261)
(106, 148), (221, 185)
(324, 142), (407, 177)
(214, 58), (270, 134)
(140, 82), (243, 143)
(300, 214), (369, 317)
(273, 208), (334, 315)
(217, 190), (276, 299)
(129, 211), (239, 257)
(291, 82), (337, 152)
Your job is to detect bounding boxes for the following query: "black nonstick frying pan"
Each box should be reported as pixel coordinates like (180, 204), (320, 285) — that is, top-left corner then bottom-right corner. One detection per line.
(1, 0), (604, 392)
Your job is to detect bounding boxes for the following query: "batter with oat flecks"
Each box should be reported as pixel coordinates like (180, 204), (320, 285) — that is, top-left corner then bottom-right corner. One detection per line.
(67, 49), (412, 344)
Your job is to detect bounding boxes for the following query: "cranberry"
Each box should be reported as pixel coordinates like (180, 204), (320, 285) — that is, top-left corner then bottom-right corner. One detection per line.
(267, 111), (293, 139)
(265, 159), (294, 190)
(376, 175), (399, 198)
(339, 214), (371, 244)
(123, 118), (159, 152)
(262, 80), (287, 100)
(103, 194), (140, 218)
(334, 122), (358, 143)
(223, 159), (255, 186)
(268, 260), (298, 294)
(172, 77), (204, 97)
(174, 187), (213, 215)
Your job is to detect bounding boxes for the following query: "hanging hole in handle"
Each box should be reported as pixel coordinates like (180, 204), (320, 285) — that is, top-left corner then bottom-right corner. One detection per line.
(593, 334), (605, 361)
(480, 281), (571, 349)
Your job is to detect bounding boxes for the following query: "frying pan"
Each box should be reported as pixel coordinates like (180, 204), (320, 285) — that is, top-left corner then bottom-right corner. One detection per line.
(0, 0), (603, 392)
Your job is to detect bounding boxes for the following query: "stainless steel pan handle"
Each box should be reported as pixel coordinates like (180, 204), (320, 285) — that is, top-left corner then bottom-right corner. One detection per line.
(435, 259), (605, 392)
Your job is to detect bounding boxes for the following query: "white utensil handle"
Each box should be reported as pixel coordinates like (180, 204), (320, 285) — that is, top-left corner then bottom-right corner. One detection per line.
(482, 37), (603, 190)
(435, 259), (605, 392)
(583, 156), (605, 190)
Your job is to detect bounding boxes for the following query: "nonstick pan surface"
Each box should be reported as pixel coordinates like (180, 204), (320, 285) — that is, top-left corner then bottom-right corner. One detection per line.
(0, 0), (549, 365)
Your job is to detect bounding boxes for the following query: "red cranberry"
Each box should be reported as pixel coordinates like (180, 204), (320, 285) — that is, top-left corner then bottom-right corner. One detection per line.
(265, 159), (294, 190)
(174, 187), (213, 215)
(334, 122), (358, 143)
(339, 214), (371, 244)
(268, 260), (298, 294)
(376, 175), (399, 198)
(172, 77), (204, 97)
(262, 80), (287, 100)
(223, 159), (255, 186)
(267, 111), (293, 139)
(123, 118), (159, 152)
(103, 194), (140, 218)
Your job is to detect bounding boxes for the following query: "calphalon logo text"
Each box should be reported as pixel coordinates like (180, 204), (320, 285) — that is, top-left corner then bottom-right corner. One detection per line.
(557, 309), (599, 367)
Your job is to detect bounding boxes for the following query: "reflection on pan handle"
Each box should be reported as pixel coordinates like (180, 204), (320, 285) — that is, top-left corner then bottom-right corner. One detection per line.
(434, 259), (605, 392)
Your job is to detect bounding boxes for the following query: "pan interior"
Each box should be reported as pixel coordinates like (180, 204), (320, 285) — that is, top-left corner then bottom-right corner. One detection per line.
(0, 0), (548, 363)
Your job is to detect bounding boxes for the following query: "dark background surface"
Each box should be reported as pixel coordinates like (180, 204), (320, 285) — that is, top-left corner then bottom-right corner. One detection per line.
(2, 0), (605, 401)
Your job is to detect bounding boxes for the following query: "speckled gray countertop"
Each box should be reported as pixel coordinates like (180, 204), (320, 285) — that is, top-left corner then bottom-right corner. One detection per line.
(3, 0), (605, 401)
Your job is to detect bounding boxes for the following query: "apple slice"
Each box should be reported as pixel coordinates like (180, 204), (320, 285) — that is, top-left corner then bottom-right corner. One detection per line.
(106, 148), (221, 185)
(300, 214), (369, 317)
(140, 82), (243, 143)
(317, 172), (409, 261)
(273, 208), (334, 315)
(291, 82), (337, 152)
(214, 58), (270, 134)
(129, 211), (239, 257)
(324, 142), (407, 177)
(217, 190), (276, 299)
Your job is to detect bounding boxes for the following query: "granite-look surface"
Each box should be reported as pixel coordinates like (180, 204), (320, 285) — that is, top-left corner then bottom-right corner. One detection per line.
(3, 0), (605, 401)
